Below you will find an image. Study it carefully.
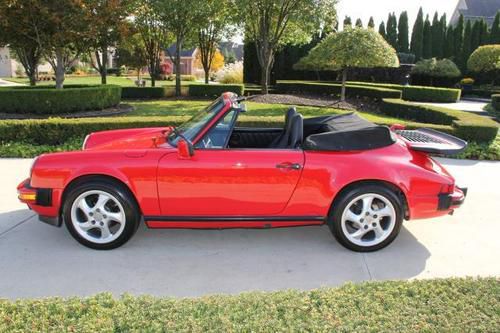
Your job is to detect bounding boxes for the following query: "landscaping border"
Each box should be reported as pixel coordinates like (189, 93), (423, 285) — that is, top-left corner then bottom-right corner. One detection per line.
(0, 85), (122, 115)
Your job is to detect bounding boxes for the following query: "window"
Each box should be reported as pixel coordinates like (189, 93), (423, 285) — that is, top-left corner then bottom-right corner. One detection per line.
(196, 110), (237, 149)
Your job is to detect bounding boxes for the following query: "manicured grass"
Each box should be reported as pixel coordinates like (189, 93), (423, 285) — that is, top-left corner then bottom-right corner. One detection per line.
(1, 76), (196, 87)
(0, 278), (498, 332)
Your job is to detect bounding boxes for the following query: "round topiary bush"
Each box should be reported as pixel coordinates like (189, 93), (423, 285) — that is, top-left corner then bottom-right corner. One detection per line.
(411, 58), (461, 87)
(0, 85), (122, 115)
(467, 44), (500, 85)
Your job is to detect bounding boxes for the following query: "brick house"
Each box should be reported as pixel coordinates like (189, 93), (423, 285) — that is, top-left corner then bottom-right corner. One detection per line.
(161, 44), (204, 77)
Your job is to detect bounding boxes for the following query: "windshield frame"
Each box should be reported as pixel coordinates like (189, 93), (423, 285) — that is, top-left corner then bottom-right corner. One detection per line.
(167, 97), (229, 147)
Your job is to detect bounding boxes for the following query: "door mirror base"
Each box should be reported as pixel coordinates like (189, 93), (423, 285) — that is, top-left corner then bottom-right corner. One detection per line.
(177, 139), (194, 159)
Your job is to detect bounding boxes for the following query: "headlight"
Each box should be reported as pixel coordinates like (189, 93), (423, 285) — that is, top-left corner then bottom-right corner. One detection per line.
(82, 134), (90, 150)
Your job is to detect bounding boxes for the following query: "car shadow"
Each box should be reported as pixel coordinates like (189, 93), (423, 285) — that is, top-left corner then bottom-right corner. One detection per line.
(0, 210), (430, 298)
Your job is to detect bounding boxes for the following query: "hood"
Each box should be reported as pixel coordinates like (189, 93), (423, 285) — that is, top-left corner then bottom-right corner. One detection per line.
(83, 127), (173, 150)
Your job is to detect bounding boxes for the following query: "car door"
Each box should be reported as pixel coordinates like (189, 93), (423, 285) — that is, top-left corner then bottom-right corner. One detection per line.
(157, 148), (304, 216)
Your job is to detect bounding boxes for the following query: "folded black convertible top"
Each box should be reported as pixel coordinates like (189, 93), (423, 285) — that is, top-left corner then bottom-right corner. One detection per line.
(302, 113), (396, 151)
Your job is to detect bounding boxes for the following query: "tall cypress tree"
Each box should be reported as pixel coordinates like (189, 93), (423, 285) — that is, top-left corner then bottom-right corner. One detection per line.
(378, 21), (386, 38)
(431, 12), (442, 58)
(471, 20), (481, 53)
(423, 15), (432, 59)
(368, 16), (375, 29)
(439, 14), (447, 56)
(398, 11), (409, 53)
(355, 18), (363, 28)
(491, 11), (500, 44)
(454, 14), (464, 63)
(411, 7), (424, 60)
(444, 25), (455, 59)
(461, 20), (472, 71)
(386, 13), (398, 49)
(479, 19), (488, 45)
(343, 16), (352, 29)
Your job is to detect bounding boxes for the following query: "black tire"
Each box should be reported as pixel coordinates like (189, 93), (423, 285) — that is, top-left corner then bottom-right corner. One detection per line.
(327, 184), (403, 252)
(63, 179), (140, 250)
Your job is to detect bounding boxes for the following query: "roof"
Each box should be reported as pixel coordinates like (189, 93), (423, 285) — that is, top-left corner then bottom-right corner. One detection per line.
(451, 0), (500, 26)
(165, 44), (197, 58)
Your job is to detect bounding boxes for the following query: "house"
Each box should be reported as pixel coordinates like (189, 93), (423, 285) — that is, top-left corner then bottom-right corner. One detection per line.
(450, 0), (500, 27)
(161, 45), (203, 76)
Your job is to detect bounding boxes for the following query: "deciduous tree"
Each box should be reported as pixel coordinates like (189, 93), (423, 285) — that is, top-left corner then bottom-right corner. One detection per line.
(237, 0), (337, 94)
(295, 28), (398, 101)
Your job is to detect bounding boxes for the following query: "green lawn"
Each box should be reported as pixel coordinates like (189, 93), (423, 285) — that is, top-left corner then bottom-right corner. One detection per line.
(0, 278), (498, 332)
(1, 76), (196, 87)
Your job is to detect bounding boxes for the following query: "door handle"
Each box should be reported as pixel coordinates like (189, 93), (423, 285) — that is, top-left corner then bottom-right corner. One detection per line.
(276, 162), (302, 170)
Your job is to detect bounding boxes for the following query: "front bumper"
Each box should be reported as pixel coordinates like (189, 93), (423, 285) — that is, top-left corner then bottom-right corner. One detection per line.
(438, 186), (467, 211)
(17, 178), (61, 227)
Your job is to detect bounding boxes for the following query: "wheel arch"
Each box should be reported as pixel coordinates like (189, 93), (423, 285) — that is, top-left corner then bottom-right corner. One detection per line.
(59, 174), (142, 217)
(329, 179), (410, 220)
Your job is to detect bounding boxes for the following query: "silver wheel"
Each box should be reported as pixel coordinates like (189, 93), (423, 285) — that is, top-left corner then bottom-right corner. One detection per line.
(340, 193), (396, 247)
(70, 190), (126, 244)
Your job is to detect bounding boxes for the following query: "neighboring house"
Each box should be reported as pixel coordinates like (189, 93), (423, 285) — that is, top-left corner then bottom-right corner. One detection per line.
(162, 45), (203, 76)
(450, 0), (500, 27)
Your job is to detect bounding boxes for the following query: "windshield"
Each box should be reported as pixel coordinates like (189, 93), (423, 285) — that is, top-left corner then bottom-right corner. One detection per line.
(168, 97), (226, 146)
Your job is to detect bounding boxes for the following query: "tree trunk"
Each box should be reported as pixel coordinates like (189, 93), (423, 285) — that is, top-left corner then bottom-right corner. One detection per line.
(175, 37), (182, 97)
(340, 68), (347, 101)
(29, 74), (36, 86)
(204, 69), (209, 84)
(55, 49), (65, 89)
(101, 46), (108, 85)
(150, 59), (156, 87)
(260, 64), (270, 95)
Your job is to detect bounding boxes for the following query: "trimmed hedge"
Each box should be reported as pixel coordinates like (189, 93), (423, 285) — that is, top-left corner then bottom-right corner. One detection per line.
(492, 94), (500, 111)
(0, 278), (498, 332)
(276, 81), (402, 99)
(121, 87), (166, 99)
(188, 84), (244, 97)
(0, 85), (121, 114)
(401, 86), (461, 103)
(381, 98), (498, 142)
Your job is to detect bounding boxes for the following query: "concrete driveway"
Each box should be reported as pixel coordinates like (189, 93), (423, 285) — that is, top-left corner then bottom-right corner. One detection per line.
(0, 158), (499, 299)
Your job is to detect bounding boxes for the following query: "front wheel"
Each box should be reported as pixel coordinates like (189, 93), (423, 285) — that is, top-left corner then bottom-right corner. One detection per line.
(63, 180), (140, 250)
(328, 184), (403, 252)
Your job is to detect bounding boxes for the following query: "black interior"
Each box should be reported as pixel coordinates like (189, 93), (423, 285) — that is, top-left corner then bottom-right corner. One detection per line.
(228, 128), (282, 148)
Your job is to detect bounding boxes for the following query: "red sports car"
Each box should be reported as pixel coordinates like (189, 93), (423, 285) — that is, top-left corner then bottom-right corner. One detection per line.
(18, 93), (467, 252)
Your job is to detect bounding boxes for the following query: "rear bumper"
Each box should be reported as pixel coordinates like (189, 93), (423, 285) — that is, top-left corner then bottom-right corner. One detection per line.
(438, 186), (467, 211)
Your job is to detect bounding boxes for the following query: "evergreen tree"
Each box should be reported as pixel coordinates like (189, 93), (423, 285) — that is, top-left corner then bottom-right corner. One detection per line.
(343, 16), (352, 29)
(439, 14), (447, 56)
(355, 18), (363, 28)
(411, 7), (424, 60)
(471, 20), (480, 52)
(490, 11), (500, 44)
(386, 13), (398, 49)
(368, 16), (375, 29)
(378, 21), (386, 38)
(461, 20), (472, 70)
(423, 15), (432, 59)
(454, 14), (464, 63)
(444, 25), (455, 59)
(398, 11), (409, 53)
(431, 12), (442, 58)
(479, 19), (488, 45)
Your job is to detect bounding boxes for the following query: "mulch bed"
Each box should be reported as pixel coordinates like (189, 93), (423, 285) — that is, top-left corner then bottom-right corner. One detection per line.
(0, 103), (134, 119)
(249, 93), (380, 113)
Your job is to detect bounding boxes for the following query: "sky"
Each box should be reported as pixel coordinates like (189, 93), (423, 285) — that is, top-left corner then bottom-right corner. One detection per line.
(337, 0), (460, 30)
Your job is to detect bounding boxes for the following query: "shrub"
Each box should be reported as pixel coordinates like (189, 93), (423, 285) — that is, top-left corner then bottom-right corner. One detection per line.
(493, 94), (500, 110)
(189, 84), (244, 97)
(166, 74), (197, 81)
(381, 98), (498, 142)
(412, 58), (461, 79)
(460, 78), (474, 85)
(467, 45), (500, 83)
(0, 278), (497, 332)
(402, 85), (461, 102)
(215, 61), (243, 84)
(276, 81), (402, 99)
(0, 85), (122, 114)
(122, 87), (167, 99)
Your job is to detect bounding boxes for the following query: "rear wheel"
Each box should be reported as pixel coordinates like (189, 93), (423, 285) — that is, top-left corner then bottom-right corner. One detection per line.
(63, 180), (140, 250)
(328, 184), (403, 252)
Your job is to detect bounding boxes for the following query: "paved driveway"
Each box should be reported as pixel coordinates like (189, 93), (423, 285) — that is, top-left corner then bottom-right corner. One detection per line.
(0, 79), (23, 87)
(0, 158), (499, 299)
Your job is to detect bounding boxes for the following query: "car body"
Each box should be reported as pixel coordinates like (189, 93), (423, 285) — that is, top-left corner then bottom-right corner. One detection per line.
(18, 92), (466, 251)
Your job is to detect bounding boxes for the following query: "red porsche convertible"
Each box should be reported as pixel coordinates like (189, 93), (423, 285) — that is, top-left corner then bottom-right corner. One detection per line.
(18, 92), (467, 252)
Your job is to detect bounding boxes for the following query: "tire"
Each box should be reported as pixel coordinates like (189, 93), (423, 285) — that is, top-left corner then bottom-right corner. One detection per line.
(63, 179), (140, 250)
(327, 184), (403, 252)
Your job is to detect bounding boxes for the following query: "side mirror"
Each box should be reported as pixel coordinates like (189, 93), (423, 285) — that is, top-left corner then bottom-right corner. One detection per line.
(177, 138), (194, 159)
